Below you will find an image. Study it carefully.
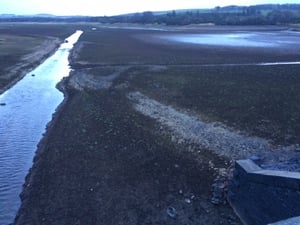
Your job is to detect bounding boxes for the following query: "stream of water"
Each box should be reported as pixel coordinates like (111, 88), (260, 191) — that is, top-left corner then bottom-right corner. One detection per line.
(0, 30), (83, 225)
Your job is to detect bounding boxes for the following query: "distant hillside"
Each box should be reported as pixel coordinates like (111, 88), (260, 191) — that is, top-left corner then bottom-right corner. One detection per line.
(0, 14), (90, 22)
(105, 4), (300, 25)
(1, 4), (300, 25)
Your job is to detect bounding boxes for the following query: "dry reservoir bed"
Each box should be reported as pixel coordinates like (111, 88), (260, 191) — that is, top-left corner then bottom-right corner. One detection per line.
(13, 25), (300, 225)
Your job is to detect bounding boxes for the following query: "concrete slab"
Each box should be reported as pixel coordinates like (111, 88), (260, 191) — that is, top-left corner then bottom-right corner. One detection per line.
(229, 160), (300, 225)
(268, 216), (300, 225)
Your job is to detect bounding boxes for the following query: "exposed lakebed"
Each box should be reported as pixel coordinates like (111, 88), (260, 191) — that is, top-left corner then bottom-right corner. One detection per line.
(6, 26), (300, 225)
(0, 30), (82, 225)
(156, 30), (300, 48)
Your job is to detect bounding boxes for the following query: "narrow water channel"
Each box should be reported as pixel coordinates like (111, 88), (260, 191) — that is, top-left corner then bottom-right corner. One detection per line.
(0, 30), (83, 225)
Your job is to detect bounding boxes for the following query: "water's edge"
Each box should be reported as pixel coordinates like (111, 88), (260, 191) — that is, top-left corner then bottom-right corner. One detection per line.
(10, 32), (83, 225)
(0, 39), (61, 96)
(12, 78), (69, 224)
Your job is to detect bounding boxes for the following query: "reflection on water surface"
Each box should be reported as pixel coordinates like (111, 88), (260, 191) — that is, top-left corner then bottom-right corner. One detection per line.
(159, 31), (299, 48)
(0, 30), (83, 225)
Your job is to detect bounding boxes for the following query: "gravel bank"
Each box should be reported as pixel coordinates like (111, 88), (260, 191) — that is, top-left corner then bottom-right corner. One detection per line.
(128, 91), (300, 171)
(68, 66), (128, 91)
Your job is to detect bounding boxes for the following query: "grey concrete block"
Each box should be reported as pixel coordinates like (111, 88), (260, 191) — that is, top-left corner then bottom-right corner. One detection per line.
(236, 159), (261, 174)
(268, 216), (300, 225)
(228, 160), (300, 225)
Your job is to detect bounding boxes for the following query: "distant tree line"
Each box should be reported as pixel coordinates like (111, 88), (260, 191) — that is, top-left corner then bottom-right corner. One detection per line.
(104, 4), (300, 25)
(1, 4), (300, 25)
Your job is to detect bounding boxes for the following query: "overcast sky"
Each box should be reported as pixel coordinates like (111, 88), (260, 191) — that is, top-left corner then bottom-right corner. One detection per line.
(0, 0), (299, 16)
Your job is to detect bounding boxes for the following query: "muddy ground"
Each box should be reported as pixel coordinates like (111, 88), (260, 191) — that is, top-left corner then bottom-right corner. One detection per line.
(14, 85), (241, 225)
(12, 25), (300, 224)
